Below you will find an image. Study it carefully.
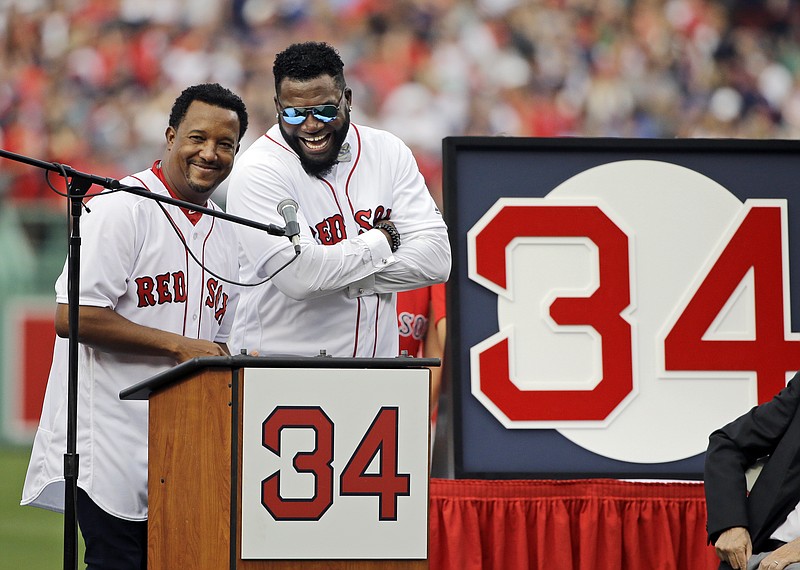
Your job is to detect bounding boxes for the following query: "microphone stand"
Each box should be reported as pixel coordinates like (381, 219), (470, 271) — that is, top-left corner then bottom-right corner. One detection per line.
(0, 148), (288, 570)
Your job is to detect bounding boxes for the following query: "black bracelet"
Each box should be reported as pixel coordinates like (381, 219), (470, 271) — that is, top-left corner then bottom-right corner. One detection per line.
(374, 221), (401, 252)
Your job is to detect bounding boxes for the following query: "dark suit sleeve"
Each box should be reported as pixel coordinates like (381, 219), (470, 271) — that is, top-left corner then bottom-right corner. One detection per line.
(705, 372), (800, 545)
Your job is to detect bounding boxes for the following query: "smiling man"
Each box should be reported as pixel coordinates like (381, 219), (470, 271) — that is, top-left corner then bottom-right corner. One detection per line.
(21, 83), (248, 570)
(161, 97), (243, 201)
(226, 41), (451, 358)
(277, 73), (349, 178)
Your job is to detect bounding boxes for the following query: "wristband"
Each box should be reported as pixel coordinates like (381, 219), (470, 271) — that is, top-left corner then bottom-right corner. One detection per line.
(374, 221), (401, 253)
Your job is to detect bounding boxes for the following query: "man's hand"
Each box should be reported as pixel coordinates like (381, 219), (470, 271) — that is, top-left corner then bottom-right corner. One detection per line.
(56, 304), (229, 364)
(757, 538), (800, 569)
(715, 526), (752, 570)
(173, 339), (228, 363)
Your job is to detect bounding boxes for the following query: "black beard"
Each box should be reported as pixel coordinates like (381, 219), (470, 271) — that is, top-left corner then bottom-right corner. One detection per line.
(300, 154), (336, 178)
(281, 118), (350, 178)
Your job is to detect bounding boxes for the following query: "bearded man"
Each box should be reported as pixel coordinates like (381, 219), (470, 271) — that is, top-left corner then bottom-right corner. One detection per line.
(226, 41), (450, 358)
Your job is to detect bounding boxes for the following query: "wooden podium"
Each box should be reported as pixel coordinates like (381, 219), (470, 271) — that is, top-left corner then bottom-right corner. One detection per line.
(120, 355), (434, 570)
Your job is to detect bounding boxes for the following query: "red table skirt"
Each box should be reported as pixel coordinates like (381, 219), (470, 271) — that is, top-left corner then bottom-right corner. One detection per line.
(429, 478), (719, 570)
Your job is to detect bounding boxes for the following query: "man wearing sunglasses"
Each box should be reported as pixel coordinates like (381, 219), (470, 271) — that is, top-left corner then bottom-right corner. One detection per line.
(226, 41), (451, 358)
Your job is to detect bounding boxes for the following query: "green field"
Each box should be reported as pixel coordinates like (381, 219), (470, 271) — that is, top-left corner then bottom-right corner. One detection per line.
(0, 445), (85, 569)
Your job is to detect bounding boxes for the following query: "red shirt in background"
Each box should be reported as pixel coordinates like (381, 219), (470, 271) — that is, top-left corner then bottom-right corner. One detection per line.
(396, 283), (445, 356)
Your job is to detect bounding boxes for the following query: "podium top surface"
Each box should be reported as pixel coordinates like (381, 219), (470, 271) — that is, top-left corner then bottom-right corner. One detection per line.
(119, 354), (440, 401)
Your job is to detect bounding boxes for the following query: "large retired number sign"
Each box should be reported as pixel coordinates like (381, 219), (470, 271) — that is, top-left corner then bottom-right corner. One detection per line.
(446, 138), (800, 478)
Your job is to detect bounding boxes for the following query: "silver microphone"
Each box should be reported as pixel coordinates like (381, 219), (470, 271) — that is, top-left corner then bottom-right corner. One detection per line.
(277, 198), (301, 254)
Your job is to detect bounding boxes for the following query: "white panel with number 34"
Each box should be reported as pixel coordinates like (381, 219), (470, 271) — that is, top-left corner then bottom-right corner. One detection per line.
(240, 367), (429, 560)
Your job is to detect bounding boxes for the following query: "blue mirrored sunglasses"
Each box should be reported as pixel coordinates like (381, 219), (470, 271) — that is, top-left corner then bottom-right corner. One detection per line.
(278, 91), (345, 125)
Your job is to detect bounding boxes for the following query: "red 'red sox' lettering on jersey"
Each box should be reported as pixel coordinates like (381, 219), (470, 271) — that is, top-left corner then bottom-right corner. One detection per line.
(136, 272), (187, 307)
(312, 207), (393, 244)
(314, 213), (347, 245)
(354, 207), (392, 233)
(205, 278), (229, 325)
(136, 272), (229, 324)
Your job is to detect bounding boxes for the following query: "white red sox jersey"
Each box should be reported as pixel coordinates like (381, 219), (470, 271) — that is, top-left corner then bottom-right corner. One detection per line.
(21, 165), (239, 520)
(226, 122), (450, 357)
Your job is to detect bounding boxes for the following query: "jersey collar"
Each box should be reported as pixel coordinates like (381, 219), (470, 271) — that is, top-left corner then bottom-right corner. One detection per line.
(151, 160), (204, 225)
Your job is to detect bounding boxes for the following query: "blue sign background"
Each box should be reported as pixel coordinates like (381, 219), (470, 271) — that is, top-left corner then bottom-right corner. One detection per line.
(443, 137), (800, 479)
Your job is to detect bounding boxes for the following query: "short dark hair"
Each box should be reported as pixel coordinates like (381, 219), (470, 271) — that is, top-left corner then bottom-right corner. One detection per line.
(273, 42), (346, 94)
(169, 83), (249, 141)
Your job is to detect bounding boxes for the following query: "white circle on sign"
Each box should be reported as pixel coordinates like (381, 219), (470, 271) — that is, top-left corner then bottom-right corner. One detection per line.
(534, 160), (760, 462)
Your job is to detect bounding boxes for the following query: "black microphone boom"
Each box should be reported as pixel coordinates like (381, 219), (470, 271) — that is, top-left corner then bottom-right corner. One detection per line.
(0, 147), (121, 191)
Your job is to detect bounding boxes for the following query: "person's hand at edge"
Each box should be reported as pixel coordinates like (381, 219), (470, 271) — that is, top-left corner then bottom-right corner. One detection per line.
(757, 538), (800, 569)
(716, 526), (752, 570)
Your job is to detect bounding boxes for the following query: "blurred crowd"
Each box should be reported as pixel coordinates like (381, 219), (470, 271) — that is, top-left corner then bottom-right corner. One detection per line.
(1, 0), (800, 210)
